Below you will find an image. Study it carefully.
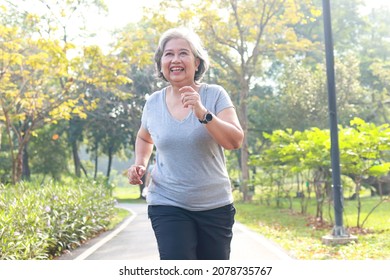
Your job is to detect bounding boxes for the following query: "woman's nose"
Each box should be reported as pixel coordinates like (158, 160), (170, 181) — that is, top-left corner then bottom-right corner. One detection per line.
(172, 53), (180, 62)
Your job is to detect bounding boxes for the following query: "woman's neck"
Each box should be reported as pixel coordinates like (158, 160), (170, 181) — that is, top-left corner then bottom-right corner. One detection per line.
(169, 82), (201, 95)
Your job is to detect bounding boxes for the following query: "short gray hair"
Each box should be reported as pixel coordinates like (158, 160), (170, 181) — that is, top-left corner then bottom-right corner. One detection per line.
(154, 27), (210, 82)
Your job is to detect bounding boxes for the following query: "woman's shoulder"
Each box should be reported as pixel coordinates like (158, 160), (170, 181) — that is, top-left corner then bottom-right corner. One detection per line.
(203, 83), (225, 92)
(202, 84), (229, 98)
(145, 88), (165, 104)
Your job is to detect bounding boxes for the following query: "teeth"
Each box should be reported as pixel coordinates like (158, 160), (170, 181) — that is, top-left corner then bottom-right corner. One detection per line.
(171, 67), (183, 71)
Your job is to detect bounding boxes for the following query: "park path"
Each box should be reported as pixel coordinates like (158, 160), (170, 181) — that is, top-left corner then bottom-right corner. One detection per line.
(58, 203), (292, 260)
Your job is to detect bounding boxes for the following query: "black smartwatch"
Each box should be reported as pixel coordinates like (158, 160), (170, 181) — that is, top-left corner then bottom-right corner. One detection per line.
(199, 111), (213, 124)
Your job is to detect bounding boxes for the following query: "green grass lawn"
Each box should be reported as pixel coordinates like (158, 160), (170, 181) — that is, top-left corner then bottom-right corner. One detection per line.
(113, 185), (144, 202)
(111, 186), (389, 260)
(235, 196), (390, 260)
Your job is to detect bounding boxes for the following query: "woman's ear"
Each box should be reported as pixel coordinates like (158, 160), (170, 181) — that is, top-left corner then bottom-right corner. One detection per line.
(195, 58), (200, 71)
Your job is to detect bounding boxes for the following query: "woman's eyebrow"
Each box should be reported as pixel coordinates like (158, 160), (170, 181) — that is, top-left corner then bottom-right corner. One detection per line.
(164, 48), (190, 53)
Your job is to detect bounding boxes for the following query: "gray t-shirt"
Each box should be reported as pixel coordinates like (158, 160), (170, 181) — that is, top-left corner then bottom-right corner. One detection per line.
(141, 84), (234, 211)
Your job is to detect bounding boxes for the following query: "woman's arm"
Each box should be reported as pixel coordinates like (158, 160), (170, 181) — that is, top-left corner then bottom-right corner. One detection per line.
(127, 127), (154, 185)
(203, 107), (244, 150)
(180, 86), (244, 150)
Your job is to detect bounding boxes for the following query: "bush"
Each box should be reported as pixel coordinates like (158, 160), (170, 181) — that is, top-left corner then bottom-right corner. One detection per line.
(0, 178), (116, 260)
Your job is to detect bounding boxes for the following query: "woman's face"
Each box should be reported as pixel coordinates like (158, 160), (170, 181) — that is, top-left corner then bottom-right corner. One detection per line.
(161, 38), (200, 87)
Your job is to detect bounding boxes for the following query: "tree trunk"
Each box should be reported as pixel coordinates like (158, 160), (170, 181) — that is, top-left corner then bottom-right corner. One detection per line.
(314, 169), (324, 221)
(22, 143), (30, 181)
(106, 146), (113, 179)
(94, 142), (98, 180)
(239, 80), (251, 201)
(16, 147), (23, 183)
(356, 179), (362, 228)
(81, 162), (88, 177)
(72, 141), (81, 177)
(3, 107), (17, 184)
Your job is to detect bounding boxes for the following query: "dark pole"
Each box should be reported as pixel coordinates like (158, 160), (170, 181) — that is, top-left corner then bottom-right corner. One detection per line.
(322, 0), (348, 237)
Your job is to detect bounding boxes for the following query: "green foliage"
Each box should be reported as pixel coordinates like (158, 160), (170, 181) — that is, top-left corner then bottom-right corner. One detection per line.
(251, 118), (390, 186)
(28, 124), (70, 181)
(0, 178), (116, 260)
(341, 118), (390, 176)
(249, 118), (390, 225)
(0, 130), (12, 183)
(0, 2), (132, 183)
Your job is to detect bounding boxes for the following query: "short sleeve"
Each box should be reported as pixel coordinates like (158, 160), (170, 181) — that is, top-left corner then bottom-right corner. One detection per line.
(215, 86), (234, 114)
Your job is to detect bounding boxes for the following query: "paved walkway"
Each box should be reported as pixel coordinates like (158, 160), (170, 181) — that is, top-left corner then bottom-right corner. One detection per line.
(58, 203), (292, 260)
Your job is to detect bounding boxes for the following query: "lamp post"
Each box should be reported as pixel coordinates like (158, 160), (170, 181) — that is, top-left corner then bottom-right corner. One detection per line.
(321, 0), (357, 245)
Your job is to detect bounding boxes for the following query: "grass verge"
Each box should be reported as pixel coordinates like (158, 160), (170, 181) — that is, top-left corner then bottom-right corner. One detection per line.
(235, 197), (390, 260)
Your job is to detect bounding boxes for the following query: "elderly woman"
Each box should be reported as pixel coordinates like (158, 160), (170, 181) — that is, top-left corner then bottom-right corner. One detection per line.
(127, 27), (244, 260)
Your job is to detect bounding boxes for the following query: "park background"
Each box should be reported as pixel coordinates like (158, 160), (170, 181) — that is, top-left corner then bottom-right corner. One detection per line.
(0, 0), (389, 260)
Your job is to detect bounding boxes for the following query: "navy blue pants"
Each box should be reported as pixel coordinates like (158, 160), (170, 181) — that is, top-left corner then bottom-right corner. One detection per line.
(148, 204), (236, 260)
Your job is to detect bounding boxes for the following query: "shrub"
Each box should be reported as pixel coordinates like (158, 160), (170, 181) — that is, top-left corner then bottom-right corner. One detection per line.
(0, 179), (116, 260)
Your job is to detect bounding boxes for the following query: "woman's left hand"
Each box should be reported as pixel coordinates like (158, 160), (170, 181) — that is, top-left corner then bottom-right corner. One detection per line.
(179, 86), (207, 119)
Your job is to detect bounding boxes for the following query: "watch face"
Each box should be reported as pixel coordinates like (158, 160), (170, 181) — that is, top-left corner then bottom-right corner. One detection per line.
(199, 112), (213, 124)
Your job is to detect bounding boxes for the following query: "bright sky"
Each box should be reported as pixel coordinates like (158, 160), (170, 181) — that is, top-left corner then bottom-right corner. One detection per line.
(10, 0), (390, 48)
(85, 0), (159, 47)
(98, 0), (390, 28)
(364, 0), (390, 8)
(94, 0), (390, 31)
(102, 0), (157, 26)
(86, 0), (390, 47)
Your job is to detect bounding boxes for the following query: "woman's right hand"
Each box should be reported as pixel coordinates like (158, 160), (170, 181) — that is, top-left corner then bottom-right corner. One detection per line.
(127, 165), (146, 185)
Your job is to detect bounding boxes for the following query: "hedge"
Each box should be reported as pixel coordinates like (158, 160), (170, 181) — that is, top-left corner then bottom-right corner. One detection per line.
(0, 179), (116, 260)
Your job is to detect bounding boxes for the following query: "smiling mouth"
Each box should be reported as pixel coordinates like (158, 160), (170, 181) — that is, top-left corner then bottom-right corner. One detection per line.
(170, 67), (184, 72)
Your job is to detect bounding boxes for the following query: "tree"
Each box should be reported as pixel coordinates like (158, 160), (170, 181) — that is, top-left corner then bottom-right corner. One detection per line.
(339, 118), (390, 227)
(195, 0), (319, 200)
(0, 18), (88, 183)
(0, 3), (130, 183)
(16, 0), (108, 179)
(251, 127), (331, 219)
(85, 88), (134, 180)
(275, 55), (367, 131)
(250, 119), (390, 227)
(351, 5), (390, 124)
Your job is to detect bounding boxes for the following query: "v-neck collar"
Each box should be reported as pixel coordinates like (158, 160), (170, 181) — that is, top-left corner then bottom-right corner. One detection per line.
(163, 84), (205, 123)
